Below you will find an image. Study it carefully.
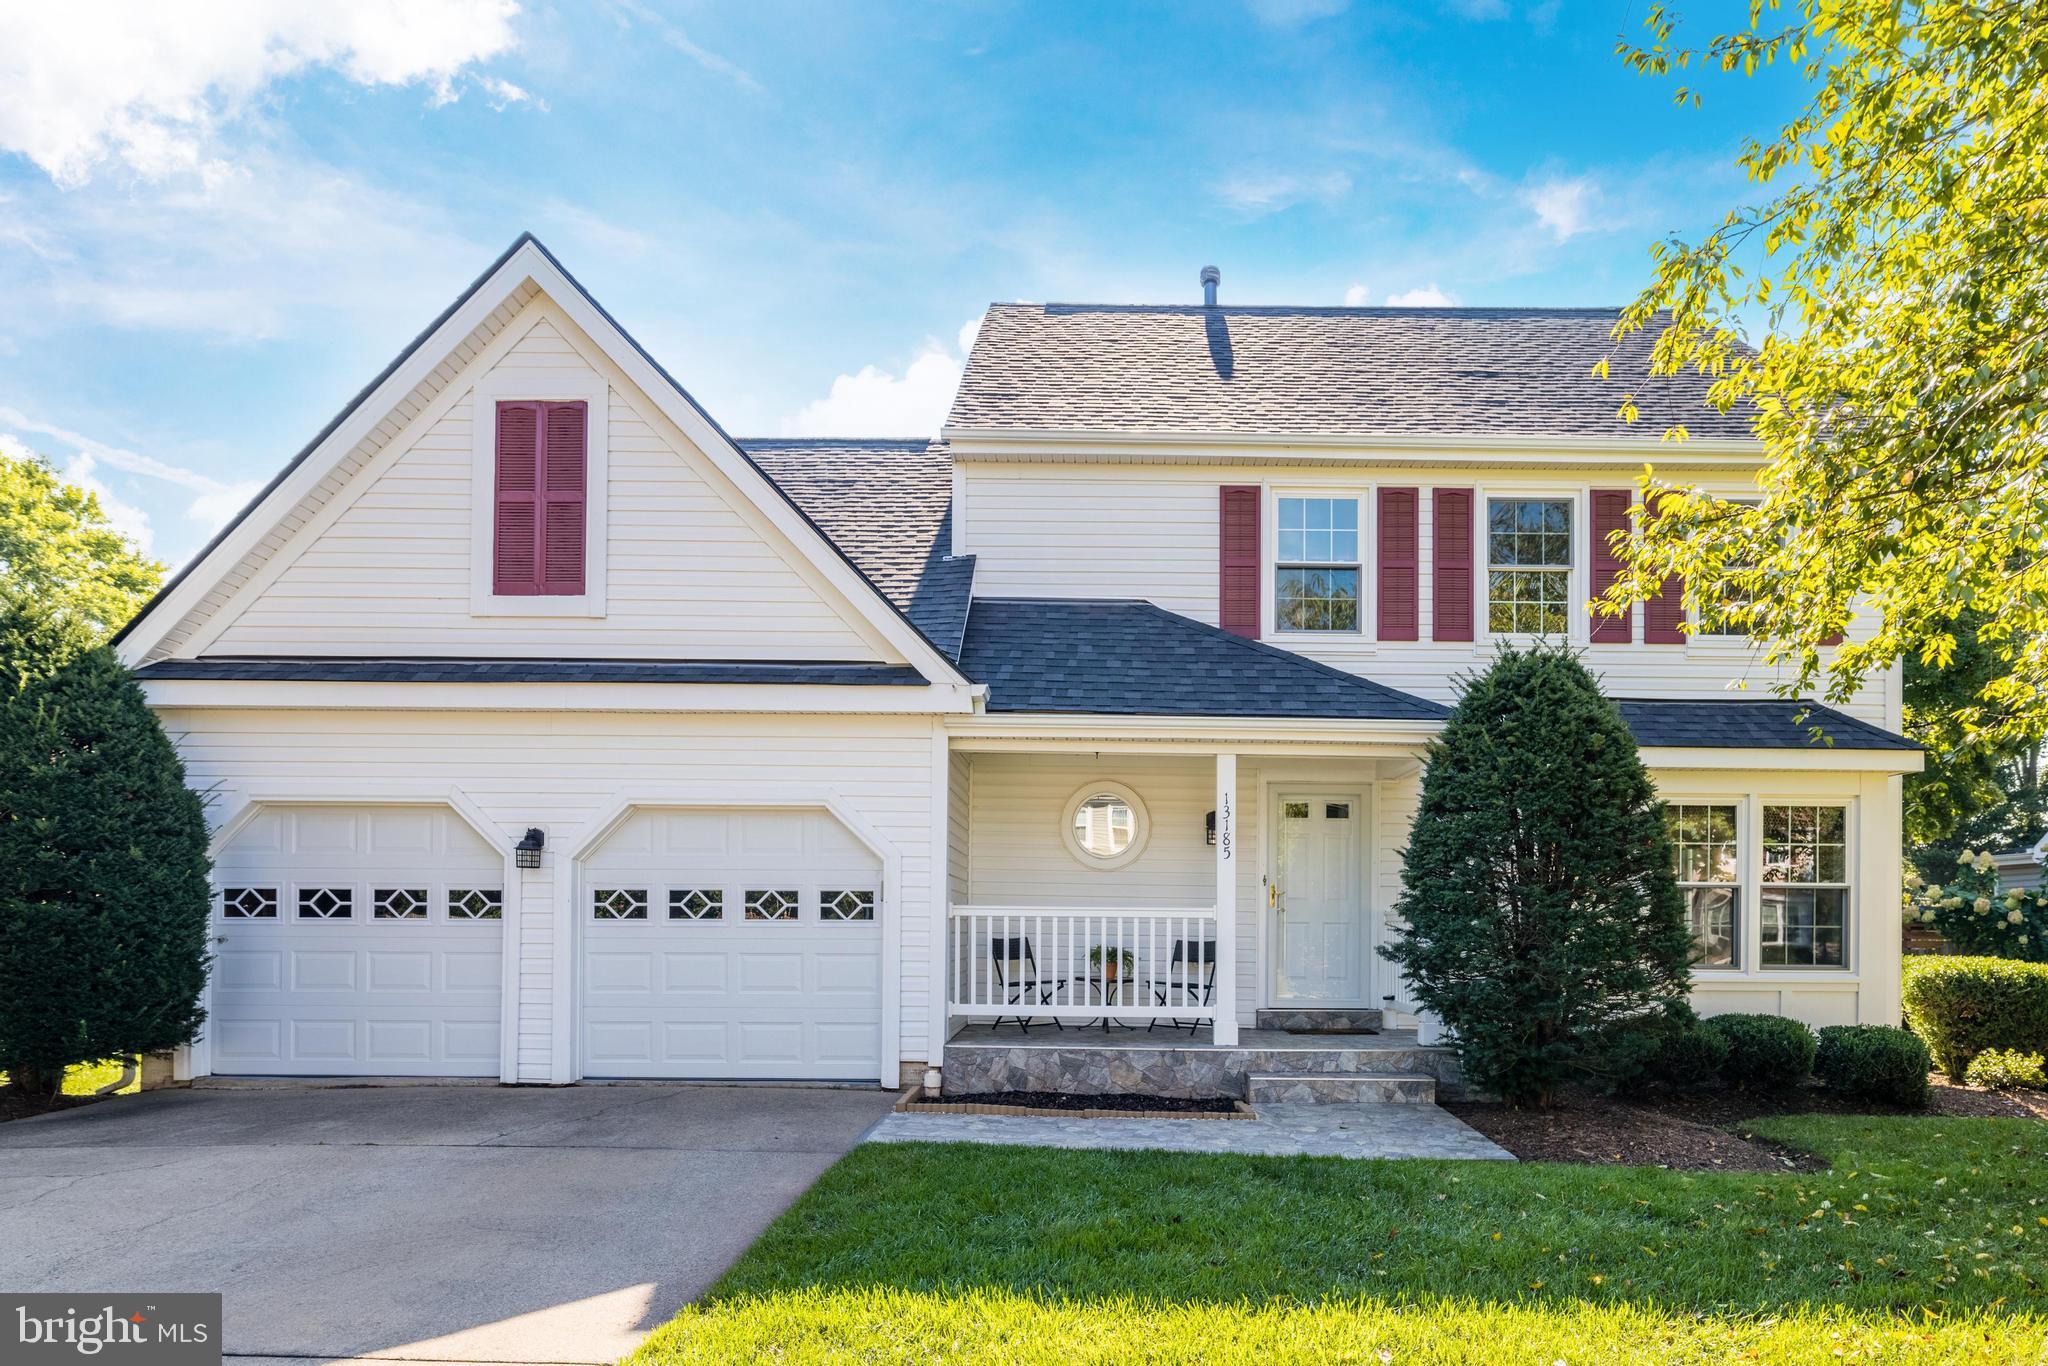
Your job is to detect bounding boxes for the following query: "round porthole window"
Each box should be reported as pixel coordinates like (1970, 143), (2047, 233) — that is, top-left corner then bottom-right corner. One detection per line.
(1061, 782), (1149, 870)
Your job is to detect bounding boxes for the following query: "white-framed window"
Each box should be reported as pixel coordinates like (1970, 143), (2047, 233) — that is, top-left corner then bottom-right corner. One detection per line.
(668, 888), (723, 921)
(468, 367), (609, 619)
(296, 886), (354, 921)
(592, 888), (649, 921)
(448, 888), (504, 921)
(1060, 781), (1151, 870)
(1486, 497), (1572, 634)
(1760, 804), (1850, 968)
(1274, 496), (1362, 632)
(744, 889), (800, 921)
(1667, 804), (1740, 968)
(1694, 498), (1762, 637)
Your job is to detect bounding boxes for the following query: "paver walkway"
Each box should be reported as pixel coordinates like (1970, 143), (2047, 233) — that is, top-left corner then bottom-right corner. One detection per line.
(867, 1101), (1513, 1160)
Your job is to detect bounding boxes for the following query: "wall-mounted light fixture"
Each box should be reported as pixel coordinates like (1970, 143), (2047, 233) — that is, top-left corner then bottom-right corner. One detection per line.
(1205, 811), (1217, 846)
(514, 827), (546, 869)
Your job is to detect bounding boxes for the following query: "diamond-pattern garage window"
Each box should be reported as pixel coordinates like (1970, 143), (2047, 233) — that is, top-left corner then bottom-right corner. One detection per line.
(593, 888), (649, 920)
(297, 887), (353, 920)
(744, 889), (799, 921)
(820, 889), (875, 922)
(449, 888), (503, 921)
(374, 887), (428, 920)
(668, 888), (723, 921)
(221, 886), (278, 919)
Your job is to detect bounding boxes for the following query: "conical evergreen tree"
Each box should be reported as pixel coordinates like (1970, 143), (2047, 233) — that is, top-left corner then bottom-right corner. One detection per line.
(0, 598), (211, 1101)
(1381, 643), (1692, 1106)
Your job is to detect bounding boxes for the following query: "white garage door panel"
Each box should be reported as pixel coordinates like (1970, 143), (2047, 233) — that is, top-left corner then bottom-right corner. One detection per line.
(210, 806), (505, 1078)
(579, 807), (883, 1080)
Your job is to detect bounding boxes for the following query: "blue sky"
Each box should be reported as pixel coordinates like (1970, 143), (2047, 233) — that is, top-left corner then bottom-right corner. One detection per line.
(0, 1), (1802, 569)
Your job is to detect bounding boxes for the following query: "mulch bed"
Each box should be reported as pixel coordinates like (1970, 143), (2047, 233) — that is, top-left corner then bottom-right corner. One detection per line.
(909, 1097), (1228, 1114)
(0, 1090), (103, 1125)
(1446, 1074), (2046, 1171)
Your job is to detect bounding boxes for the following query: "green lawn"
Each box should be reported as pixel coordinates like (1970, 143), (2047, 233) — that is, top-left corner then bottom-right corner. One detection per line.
(0, 1057), (139, 1101)
(633, 1116), (2048, 1363)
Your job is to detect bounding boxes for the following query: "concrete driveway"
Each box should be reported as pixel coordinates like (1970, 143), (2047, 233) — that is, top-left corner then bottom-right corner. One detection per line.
(0, 1082), (895, 1365)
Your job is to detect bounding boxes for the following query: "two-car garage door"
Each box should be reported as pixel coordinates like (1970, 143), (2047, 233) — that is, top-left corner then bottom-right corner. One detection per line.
(209, 803), (883, 1081)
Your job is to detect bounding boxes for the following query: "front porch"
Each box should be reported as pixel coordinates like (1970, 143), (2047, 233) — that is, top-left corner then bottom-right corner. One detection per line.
(937, 742), (1435, 1060)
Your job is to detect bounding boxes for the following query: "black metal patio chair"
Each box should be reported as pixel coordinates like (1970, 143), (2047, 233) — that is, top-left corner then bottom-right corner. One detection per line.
(989, 936), (1067, 1031)
(1144, 938), (1218, 1034)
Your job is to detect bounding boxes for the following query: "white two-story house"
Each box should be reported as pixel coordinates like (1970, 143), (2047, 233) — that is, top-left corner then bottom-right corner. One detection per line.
(115, 237), (1920, 1092)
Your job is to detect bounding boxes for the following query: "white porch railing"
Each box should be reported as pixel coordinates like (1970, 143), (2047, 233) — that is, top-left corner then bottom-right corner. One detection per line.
(948, 905), (1221, 1030)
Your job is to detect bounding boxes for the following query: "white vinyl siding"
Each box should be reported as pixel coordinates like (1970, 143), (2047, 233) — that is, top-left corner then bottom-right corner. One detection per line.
(958, 463), (1894, 728)
(204, 308), (892, 662)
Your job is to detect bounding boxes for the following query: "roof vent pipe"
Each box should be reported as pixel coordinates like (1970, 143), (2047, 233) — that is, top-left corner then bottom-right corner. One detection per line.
(1200, 265), (1220, 307)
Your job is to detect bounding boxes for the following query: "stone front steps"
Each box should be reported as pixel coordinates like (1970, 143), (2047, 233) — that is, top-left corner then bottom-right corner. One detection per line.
(1252, 1007), (1384, 1034)
(941, 1023), (1463, 1102)
(1247, 1072), (1436, 1104)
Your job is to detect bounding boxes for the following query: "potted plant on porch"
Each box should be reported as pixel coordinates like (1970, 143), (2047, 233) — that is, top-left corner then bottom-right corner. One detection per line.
(1089, 945), (1136, 1001)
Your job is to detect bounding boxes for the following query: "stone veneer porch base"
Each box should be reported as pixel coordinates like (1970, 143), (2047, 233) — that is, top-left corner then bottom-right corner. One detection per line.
(942, 1024), (1465, 1101)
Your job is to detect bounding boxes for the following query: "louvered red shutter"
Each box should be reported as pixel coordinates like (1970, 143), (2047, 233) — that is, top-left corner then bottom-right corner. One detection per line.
(493, 401), (542, 595)
(540, 400), (587, 595)
(1219, 485), (1262, 638)
(1589, 488), (1633, 644)
(1431, 488), (1474, 642)
(1643, 490), (1687, 643)
(1377, 487), (1419, 641)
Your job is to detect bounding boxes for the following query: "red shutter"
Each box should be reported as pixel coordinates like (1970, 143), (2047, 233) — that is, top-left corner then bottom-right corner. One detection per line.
(1589, 488), (1633, 644)
(1219, 485), (1262, 638)
(540, 401), (587, 595)
(1431, 488), (1474, 642)
(493, 402), (541, 595)
(1643, 491), (1687, 643)
(1377, 487), (1419, 641)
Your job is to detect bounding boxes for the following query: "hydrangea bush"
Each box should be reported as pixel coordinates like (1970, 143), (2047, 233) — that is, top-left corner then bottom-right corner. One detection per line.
(1902, 850), (2048, 963)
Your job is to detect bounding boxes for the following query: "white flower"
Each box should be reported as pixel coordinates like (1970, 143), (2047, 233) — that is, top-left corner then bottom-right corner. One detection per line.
(1946, 896), (1965, 910)
(1976, 897), (1993, 914)
(1962, 850), (1980, 863)
(2009, 910), (2026, 925)
(1927, 884), (1945, 899)
(1905, 871), (1925, 889)
(1978, 851), (1999, 872)
(1922, 909), (1937, 922)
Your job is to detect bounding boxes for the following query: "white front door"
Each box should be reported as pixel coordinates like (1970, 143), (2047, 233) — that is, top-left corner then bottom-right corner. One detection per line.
(1271, 791), (1367, 1004)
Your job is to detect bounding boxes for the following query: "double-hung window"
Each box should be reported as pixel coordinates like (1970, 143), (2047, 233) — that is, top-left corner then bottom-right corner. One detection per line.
(1668, 804), (1740, 968)
(1486, 498), (1571, 634)
(1274, 497), (1360, 632)
(1761, 805), (1850, 967)
(1696, 498), (1761, 636)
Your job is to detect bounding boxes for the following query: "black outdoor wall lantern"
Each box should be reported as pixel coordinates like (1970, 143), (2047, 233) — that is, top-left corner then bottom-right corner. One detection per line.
(514, 827), (546, 869)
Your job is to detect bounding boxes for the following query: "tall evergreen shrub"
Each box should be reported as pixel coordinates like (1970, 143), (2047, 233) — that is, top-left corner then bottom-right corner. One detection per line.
(1382, 644), (1694, 1106)
(0, 600), (211, 1101)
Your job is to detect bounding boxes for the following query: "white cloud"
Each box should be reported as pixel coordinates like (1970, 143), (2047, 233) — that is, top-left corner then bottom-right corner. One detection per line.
(1246, 0), (1350, 25)
(1343, 282), (1372, 307)
(957, 316), (983, 358)
(605, 0), (765, 95)
(1525, 175), (1600, 242)
(1385, 284), (1457, 306)
(783, 346), (961, 438)
(0, 1), (525, 186)
(0, 406), (262, 536)
(478, 75), (543, 111)
(62, 453), (157, 553)
(1211, 170), (1352, 216)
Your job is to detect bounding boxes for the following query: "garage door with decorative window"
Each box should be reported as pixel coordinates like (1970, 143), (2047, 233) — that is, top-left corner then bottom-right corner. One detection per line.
(209, 805), (505, 1076)
(578, 807), (882, 1080)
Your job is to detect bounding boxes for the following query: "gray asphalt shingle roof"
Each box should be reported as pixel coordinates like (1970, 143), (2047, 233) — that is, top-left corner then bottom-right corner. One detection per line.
(947, 304), (1756, 441)
(957, 597), (1449, 721)
(1614, 699), (1919, 751)
(741, 438), (974, 659)
(131, 658), (926, 686)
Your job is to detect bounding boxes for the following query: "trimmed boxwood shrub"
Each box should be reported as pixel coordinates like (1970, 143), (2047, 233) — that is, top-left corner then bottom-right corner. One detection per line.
(1964, 1048), (2047, 1091)
(1656, 1020), (1733, 1088)
(1902, 956), (2048, 1080)
(1704, 1013), (1816, 1090)
(1813, 1025), (1931, 1108)
(1589, 1007), (1728, 1094)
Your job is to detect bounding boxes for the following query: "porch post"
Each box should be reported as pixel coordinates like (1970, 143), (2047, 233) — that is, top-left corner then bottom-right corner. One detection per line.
(1213, 751), (1239, 1045)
